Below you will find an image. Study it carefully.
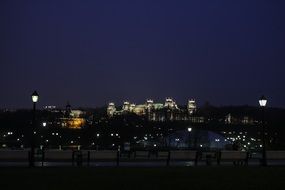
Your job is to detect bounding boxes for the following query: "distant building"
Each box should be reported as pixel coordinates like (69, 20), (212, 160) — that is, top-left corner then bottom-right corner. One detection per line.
(122, 101), (131, 111)
(107, 102), (116, 117)
(43, 105), (57, 111)
(106, 98), (200, 122)
(61, 102), (86, 129)
(187, 99), (197, 115)
(225, 113), (255, 125)
(164, 98), (179, 109)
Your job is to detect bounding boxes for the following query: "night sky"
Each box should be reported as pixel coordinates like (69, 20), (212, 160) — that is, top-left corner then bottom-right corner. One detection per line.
(1, 0), (285, 109)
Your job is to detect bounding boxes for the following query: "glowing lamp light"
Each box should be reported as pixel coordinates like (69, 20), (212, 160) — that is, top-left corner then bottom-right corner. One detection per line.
(31, 91), (39, 103)
(187, 127), (192, 132)
(259, 95), (267, 107)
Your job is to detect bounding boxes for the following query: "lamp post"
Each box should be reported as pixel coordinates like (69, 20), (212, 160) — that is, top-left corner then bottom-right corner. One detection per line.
(259, 95), (267, 166)
(187, 127), (192, 149)
(30, 91), (39, 167)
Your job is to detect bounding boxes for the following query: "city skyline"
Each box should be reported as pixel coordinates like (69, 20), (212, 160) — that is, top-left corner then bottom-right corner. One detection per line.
(1, 0), (285, 108)
(0, 96), (278, 110)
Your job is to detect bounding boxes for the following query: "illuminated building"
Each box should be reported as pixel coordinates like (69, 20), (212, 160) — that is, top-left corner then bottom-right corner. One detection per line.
(61, 118), (86, 129)
(70, 110), (84, 118)
(164, 98), (179, 109)
(130, 104), (136, 112)
(225, 113), (255, 125)
(188, 99), (197, 115)
(43, 105), (57, 110)
(146, 99), (154, 111)
(60, 102), (86, 129)
(133, 105), (146, 115)
(122, 101), (130, 111)
(106, 98), (200, 122)
(107, 102), (116, 117)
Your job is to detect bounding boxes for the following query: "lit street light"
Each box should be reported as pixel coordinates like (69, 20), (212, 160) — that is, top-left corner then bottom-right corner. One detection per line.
(259, 95), (267, 166)
(187, 127), (192, 149)
(30, 91), (39, 167)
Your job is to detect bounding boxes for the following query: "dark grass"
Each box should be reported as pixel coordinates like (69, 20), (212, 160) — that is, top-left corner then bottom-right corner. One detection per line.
(0, 167), (285, 190)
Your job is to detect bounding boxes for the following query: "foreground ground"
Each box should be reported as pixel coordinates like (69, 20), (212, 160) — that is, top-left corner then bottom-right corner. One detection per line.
(0, 167), (285, 190)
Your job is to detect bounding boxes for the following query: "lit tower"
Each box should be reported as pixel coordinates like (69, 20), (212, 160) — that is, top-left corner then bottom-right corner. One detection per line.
(146, 99), (154, 112)
(130, 103), (136, 112)
(107, 102), (116, 117)
(164, 98), (179, 121)
(146, 99), (154, 120)
(164, 98), (174, 109)
(187, 99), (197, 115)
(164, 98), (178, 109)
(122, 101), (130, 111)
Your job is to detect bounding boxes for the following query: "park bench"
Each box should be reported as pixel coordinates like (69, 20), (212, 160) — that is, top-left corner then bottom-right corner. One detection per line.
(200, 152), (217, 165)
(134, 151), (150, 160)
(217, 151), (249, 165)
(88, 150), (119, 166)
(0, 149), (29, 162)
(169, 150), (198, 166)
(43, 150), (74, 165)
(156, 151), (169, 160)
(266, 151), (285, 164)
(152, 151), (170, 165)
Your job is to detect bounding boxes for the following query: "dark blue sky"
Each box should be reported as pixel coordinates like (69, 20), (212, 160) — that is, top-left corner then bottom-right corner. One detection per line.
(1, 0), (285, 108)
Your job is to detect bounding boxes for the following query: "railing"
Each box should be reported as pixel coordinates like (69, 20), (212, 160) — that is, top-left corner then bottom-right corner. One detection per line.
(1, 149), (285, 167)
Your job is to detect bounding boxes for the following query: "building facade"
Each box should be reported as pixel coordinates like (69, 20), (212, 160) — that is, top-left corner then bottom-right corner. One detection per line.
(107, 98), (198, 122)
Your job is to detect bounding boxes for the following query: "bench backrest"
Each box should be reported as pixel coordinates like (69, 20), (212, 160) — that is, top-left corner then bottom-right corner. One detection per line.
(135, 151), (149, 158)
(89, 150), (118, 160)
(220, 151), (248, 160)
(170, 151), (197, 160)
(44, 150), (74, 160)
(201, 152), (216, 159)
(0, 150), (29, 161)
(157, 151), (169, 158)
(266, 151), (285, 159)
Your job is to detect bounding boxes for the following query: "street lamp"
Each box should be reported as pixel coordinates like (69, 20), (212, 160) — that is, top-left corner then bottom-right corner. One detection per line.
(32, 91), (39, 103)
(259, 95), (267, 166)
(30, 91), (39, 167)
(187, 127), (192, 149)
